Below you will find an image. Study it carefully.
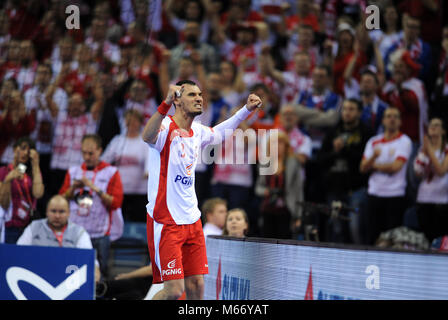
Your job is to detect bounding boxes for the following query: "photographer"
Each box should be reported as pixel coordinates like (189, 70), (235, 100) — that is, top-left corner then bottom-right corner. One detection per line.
(59, 134), (124, 279)
(0, 137), (44, 243)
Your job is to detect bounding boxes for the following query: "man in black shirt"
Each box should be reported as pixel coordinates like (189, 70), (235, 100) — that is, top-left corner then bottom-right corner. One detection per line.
(316, 98), (374, 244)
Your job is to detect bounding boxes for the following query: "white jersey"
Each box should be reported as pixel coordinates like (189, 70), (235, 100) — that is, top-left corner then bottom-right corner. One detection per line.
(363, 132), (412, 197)
(146, 107), (252, 225)
(415, 146), (448, 204)
(101, 135), (149, 195)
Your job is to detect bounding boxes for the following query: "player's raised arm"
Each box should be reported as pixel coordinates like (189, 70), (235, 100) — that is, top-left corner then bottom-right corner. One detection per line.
(205, 93), (262, 145)
(142, 85), (182, 144)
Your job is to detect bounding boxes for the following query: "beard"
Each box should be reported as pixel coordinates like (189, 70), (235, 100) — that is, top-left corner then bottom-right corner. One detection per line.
(188, 109), (203, 117)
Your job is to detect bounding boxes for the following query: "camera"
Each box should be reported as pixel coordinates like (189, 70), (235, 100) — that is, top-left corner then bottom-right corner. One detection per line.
(17, 164), (27, 174)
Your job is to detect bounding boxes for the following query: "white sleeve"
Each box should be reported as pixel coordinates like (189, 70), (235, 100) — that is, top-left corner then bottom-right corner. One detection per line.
(298, 135), (312, 158)
(16, 226), (33, 245)
(101, 136), (119, 163)
(396, 136), (412, 161)
(201, 105), (252, 148)
(363, 138), (374, 160)
(147, 119), (171, 152)
(24, 89), (37, 111)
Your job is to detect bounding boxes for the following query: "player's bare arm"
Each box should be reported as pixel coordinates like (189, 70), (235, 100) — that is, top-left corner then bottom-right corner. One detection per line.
(142, 84), (183, 144)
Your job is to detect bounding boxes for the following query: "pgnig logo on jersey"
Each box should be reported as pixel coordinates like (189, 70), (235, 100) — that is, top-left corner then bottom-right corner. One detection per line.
(174, 175), (193, 186)
(162, 259), (182, 277)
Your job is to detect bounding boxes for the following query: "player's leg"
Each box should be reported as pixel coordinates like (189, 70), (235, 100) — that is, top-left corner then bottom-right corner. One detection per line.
(147, 215), (186, 300)
(182, 219), (209, 300)
(184, 274), (204, 300)
(152, 278), (185, 300)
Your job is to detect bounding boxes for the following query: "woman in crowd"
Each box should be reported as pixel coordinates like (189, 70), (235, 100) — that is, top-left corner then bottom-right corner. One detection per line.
(223, 208), (249, 238)
(0, 137), (44, 243)
(219, 60), (245, 107)
(101, 109), (148, 222)
(413, 117), (448, 243)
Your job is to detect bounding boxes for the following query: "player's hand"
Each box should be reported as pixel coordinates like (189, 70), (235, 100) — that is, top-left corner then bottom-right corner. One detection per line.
(373, 148), (381, 158)
(165, 84), (183, 105)
(246, 93), (262, 111)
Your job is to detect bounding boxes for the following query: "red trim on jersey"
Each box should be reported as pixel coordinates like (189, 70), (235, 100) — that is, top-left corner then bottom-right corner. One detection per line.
(396, 156), (407, 162)
(372, 132), (404, 148)
(153, 122), (177, 224)
(106, 170), (124, 211)
(59, 171), (72, 195)
(168, 115), (193, 137)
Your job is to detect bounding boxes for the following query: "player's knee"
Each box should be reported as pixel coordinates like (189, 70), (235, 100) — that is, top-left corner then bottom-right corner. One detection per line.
(185, 276), (204, 294)
(164, 281), (185, 300)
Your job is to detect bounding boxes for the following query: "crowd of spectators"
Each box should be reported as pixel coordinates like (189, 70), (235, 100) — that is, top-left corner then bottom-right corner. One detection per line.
(1, 0), (448, 264)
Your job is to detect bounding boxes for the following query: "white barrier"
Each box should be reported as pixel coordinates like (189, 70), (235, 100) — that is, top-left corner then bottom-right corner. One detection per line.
(204, 236), (448, 300)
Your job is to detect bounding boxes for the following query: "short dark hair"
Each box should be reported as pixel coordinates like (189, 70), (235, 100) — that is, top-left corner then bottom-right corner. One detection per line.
(384, 106), (401, 117)
(175, 79), (197, 87)
(82, 134), (102, 149)
(13, 136), (35, 149)
(361, 69), (379, 85)
(250, 82), (269, 94)
(344, 98), (362, 111)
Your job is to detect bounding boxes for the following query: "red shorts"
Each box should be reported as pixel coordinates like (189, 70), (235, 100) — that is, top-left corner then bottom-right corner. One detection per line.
(146, 214), (208, 284)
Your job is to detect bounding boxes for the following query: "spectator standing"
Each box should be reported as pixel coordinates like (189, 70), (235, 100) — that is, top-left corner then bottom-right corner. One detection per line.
(360, 107), (412, 245)
(204, 72), (231, 127)
(201, 197), (228, 238)
(0, 137), (44, 243)
(0, 89), (35, 165)
(369, 3), (401, 60)
(432, 26), (448, 126)
(413, 118), (448, 243)
(5, 40), (38, 92)
(219, 60), (245, 108)
(0, 10), (10, 60)
(382, 49), (428, 144)
(295, 64), (341, 150)
(316, 99), (373, 244)
(0, 39), (21, 81)
(165, 0), (212, 44)
(384, 14), (431, 83)
(216, 22), (260, 73)
(168, 21), (219, 78)
(255, 131), (302, 239)
(49, 90), (103, 197)
(50, 36), (78, 81)
(101, 110), (148, 222)
(24, 63), (68, 195)
(265, 51), (312, 106)
(59, 134), (124, 278)
(357, 68), (388, 134)
(210, 106), (256, 211)
(283, 24), (321, 73)
(85, 17), (121, 65)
